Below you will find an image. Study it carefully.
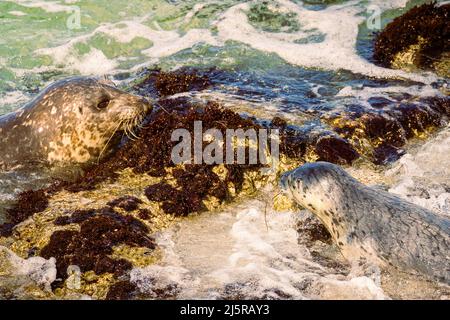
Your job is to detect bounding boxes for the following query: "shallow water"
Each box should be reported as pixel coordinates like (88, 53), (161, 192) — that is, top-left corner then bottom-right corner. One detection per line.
(0, 0), (449, 299)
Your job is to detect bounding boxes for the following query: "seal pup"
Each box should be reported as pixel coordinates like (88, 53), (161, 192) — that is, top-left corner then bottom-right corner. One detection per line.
(0, 77), (151, 168)
(280, 162), (450, 284)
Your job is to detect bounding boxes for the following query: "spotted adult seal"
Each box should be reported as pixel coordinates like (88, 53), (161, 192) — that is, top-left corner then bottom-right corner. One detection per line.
(280, 162), (450, 284)
(0, 77), (151, 168)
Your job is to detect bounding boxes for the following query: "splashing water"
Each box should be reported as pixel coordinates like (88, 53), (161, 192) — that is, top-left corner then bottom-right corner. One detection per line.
(131, 201), (387, 300)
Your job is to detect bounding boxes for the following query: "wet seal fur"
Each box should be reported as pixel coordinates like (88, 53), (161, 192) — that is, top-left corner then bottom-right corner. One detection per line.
(0, 77), (151, 168)
(280, 162), (450, 284)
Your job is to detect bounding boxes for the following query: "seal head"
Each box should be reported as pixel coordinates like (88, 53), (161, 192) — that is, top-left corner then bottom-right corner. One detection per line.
(280, 162), (450, 284)
(0, 77), (152, 167)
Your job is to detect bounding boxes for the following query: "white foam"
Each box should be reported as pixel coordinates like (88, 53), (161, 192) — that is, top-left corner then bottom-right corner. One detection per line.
(368, 0), (408, 10)
(74, 49), (119, 75)
(131, 200), (388, 299)
(12, 0), (74, 13)
(34, 24), (121, 75)
(0, 90), (29, 108)
(8, 10), (27, 16)
(142, 28), (219, 59)
(387, 126), (450, 216)
(336, 84), (442, 99)
(34, 15), (219, 75)
(316, 276), (386, 300)
(0, 246), (57, 292)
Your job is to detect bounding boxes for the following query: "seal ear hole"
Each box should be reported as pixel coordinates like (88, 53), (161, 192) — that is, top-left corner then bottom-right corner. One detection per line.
(97, 99), (110, 110)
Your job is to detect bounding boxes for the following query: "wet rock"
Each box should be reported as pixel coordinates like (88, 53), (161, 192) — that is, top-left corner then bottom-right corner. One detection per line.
(360, 113), (406, 147)
(367, 96), (395, 109)
(0, 189), (50, 237)
(107, 196), (143, 212)
(105, 280), (137, 300)
(54, 209), (96, 226)
(6, 190), (49, 224)
(374, 3), (450, 72)
(297, 217), (332, 245)
(144, 182), (204, 217)
(173, 165), (228, 199)
(271, 116), (288, 128)
(137, 209), (152, 220)
(315, 135), (359, 165)
(330, 111), (406, 147)
(419, 96), (450, 116)
(144, 183), (179, 203)
(373, 145), (405, 165)
(274, 117), (307, 160)
(134, 67), (211, 97)
(389, 92), (413, 102)
(40, 208), (155, 285)
(0, 223), (14, 238)
(74, 101), (262, 217)
(388, 103), (441, 138)
(325, 97), (450, 164)
(93, 257), (132, 276)
(280, 131), (307, 159)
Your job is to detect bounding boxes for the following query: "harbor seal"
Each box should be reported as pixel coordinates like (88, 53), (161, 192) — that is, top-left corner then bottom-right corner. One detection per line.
(0, 77), (151, 168)
(280, 162), (450, 284)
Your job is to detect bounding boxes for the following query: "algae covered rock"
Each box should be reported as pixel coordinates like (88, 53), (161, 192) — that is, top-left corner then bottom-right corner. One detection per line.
(374, 2), (450, 76)
(323, 97), (449, 164)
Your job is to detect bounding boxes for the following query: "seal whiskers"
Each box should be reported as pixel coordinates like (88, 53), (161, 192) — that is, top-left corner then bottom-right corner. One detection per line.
(97, 120), (124, 165)
(125, 118), (141, 141)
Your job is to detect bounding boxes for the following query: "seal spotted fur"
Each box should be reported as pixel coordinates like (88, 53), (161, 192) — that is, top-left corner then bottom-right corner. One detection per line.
(0, 77), (151, 168)
(280, 162), (450, 284)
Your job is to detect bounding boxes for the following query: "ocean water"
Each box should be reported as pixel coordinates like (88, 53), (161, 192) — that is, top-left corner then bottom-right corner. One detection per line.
(0, 0), (449, 299)
(0, 0), (444, 114)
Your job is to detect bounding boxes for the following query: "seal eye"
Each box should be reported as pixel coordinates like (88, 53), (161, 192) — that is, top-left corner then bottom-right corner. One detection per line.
(97, 99), (110, 110)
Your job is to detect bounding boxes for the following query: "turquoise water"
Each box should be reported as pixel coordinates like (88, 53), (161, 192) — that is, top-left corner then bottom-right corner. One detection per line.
(0, 0), (446, 115)
(0, 0), (239, 110)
